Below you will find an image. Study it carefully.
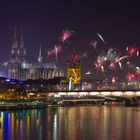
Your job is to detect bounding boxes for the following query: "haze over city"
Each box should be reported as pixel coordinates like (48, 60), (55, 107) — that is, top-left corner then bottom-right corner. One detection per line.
(0, 0), (140, 79)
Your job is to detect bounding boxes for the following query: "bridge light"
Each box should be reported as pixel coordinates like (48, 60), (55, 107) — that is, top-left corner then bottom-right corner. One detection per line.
(124, 91), (135, 96)
(136, 91), (140, 96)
(101, 91), (111, 96)
(89, 92), (100, 96)
(58, 92), (66, 96)
(79, 92), (88, 96)
(112, 91), (123, 96)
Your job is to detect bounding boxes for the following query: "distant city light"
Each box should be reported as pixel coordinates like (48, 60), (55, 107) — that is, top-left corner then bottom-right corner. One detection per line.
(5, 79), (10, 82)
(19, 81), (24, 84)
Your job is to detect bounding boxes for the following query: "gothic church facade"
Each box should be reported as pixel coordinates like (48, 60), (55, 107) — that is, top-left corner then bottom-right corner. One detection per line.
(7, 28), (64, 80)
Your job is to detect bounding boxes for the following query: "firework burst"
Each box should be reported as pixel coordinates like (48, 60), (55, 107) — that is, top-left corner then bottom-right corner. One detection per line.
(59, 29), (75, 42)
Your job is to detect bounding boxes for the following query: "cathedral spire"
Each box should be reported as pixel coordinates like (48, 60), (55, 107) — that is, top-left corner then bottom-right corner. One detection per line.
(19, 28), (24, 48)
(38, 45), (43, 63)
(12, 26), (18, 48)
(14, 26), (17, 39)
(18, 28), (26, 61)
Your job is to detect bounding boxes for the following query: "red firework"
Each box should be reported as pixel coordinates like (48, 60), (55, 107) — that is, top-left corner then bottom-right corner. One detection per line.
(111, 76), (118, 83)
(59, 30), (75, 42)
(126, 73), (135, 81)
(46, 45), (62, 60)
(126, 44), (139, 56)
(70, 51), (81, 63)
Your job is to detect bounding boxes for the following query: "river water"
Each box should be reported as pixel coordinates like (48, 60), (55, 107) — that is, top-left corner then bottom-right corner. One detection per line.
(0, 105), (140, 140)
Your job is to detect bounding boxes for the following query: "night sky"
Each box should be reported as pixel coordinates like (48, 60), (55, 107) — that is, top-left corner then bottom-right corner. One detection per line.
(0, 0), (140, 78)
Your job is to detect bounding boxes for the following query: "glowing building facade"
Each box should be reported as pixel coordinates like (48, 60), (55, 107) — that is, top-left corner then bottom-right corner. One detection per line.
(7, 28), (64, 80)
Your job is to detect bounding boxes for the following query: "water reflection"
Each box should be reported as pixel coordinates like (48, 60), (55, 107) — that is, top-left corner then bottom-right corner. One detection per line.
(0, 106), (140, 140)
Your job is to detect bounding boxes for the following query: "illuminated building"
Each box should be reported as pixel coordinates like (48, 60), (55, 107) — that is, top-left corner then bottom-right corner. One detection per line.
(67, 52), (81, 84)
(7, 28), (26, 80)
(7, 28), (64, 80)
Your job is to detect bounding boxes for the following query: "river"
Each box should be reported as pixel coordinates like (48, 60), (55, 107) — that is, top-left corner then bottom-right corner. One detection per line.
(0, 105), (140, 140)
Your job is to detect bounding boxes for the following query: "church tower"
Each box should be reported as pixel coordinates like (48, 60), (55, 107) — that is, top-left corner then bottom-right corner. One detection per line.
(7, 27), (26, 80)
(38, 45), (43, 63)
(19, 28), (26, 63)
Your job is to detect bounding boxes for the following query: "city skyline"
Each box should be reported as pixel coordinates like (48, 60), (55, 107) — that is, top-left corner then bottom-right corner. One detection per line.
(0, 1), (140, 79)
(0, 1), (139, 140)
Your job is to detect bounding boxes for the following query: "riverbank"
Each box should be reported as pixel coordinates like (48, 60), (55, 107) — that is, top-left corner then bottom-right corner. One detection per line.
(0, 97), (139, 111)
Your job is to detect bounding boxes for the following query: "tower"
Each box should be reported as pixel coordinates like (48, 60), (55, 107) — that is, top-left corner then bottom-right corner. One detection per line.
(10, 27), (19, 63)
(7, 27), (26, 80)
(38, 45), (43, 63)
(67, 52), (81, 84)
(19, 28), (26, 63)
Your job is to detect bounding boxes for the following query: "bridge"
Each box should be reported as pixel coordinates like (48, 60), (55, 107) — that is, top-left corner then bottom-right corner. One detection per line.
(49, 90), (140, 97)
(47, 90), (140, 106)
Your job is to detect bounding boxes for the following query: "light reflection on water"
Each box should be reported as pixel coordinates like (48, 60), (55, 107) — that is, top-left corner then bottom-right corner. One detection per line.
(0, 106), (140, 140)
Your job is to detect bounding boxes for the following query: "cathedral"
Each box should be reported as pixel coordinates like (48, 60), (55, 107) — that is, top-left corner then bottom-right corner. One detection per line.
(7, 28), (64, 80)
